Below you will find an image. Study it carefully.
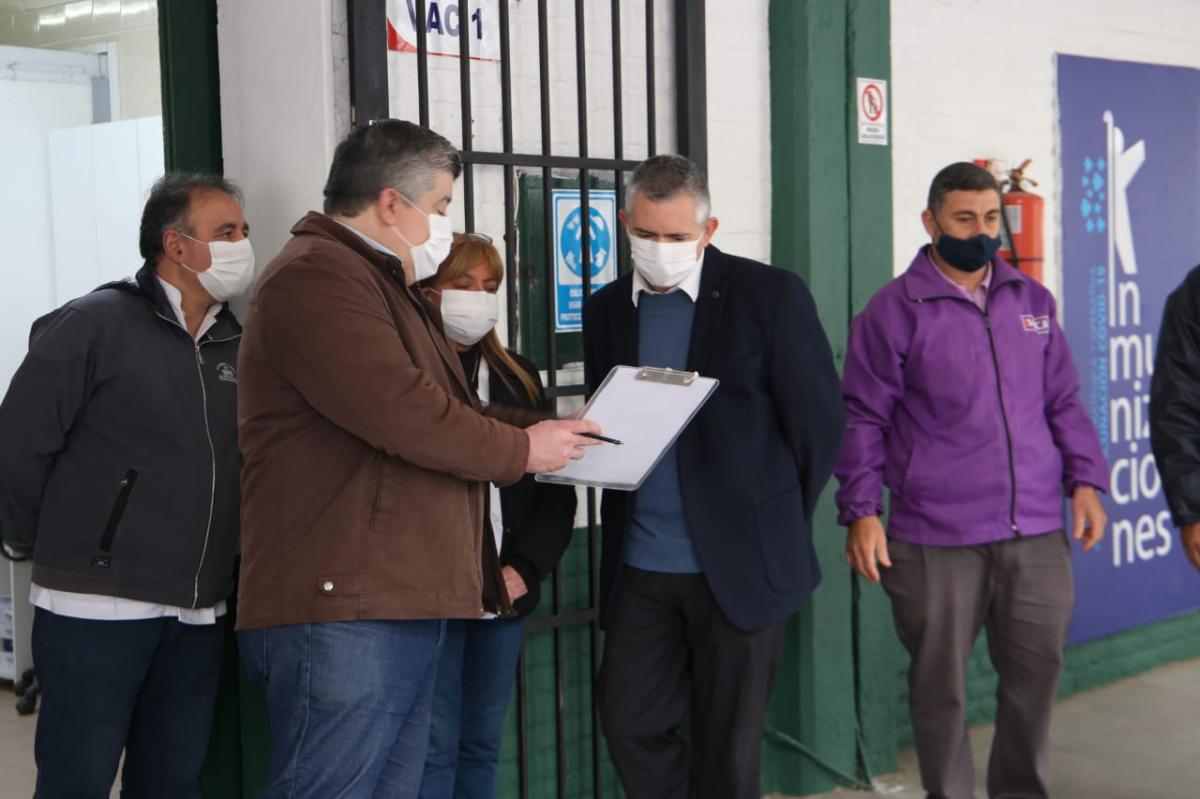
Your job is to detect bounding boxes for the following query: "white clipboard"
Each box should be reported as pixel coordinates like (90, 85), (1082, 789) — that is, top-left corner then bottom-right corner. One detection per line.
(535, 365), (719, 491)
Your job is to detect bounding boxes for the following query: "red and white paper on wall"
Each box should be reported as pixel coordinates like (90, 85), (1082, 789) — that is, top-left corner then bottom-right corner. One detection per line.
(387, 0), (502, 62)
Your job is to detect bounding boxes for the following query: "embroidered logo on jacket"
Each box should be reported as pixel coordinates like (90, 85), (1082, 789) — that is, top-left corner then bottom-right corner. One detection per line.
(216, 363), (238, 384)
(1020, 314), (1051, 335)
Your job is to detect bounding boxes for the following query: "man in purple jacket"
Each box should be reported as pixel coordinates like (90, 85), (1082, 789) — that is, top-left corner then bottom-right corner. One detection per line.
(835, 162), (1109, 799)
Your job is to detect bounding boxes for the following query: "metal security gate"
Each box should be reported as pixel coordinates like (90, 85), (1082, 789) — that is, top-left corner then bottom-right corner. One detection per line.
(348, 2), (706, 795)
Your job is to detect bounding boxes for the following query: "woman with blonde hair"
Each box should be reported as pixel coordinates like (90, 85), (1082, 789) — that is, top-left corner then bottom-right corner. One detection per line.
(418, 233), (576, 798)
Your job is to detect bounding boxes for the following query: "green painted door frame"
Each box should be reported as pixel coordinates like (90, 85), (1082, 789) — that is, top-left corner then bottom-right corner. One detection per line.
(159, 0), (222, 174)
(156, 4), (267, 797)
(765, 1), (900, 795)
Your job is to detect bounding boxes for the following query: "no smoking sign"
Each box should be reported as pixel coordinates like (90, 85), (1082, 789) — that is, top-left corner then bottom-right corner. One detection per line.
(857, 77), (888, 146)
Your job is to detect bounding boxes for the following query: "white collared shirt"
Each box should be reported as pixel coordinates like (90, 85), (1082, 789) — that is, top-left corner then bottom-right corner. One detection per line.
(335, 219), (401, 258)
(30, 277), (227, 625)
(630, 251), (706, 307)
(158, 277), (221, 341)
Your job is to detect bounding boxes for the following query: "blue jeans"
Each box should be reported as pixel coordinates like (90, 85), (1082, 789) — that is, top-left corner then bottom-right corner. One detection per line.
(418, 618), (525, 799)
(239, 619), (446, 799)
(31, 608), (224, 799)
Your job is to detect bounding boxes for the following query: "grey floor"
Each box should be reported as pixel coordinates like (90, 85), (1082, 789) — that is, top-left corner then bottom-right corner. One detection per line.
(805, 656), (1200, 799)
(0, 656), (1197, 798)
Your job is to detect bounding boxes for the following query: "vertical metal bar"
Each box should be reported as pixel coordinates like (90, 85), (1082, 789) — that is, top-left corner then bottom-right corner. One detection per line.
(534, 58), (562, 785)
(587, 486), (603, 797)
(516, 650), (530, 799)
(674, 0), (708, 172)
(587, 26), (619, 796)
(497, 0), (525, 789)
(415, 0), (430, 126)
(645, 0), (656, 156)
(570, 8), (593, 799)
(612, 0), (627, 280)
(457, 0), (475, 231)
(499, 0), (519, 348)
(538, 0), (557, 391)
(346, 0), (389, 130)
(552, 573), (567, 799)
(576, 0), (591, 304)
(533, 4), (566, 790)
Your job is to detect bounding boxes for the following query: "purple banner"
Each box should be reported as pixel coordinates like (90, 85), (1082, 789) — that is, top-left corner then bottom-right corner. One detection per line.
(1060, 54), (1200, 643)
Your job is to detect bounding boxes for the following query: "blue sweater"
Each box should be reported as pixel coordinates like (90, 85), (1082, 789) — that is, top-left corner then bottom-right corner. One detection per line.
(624, 290), (704, 573)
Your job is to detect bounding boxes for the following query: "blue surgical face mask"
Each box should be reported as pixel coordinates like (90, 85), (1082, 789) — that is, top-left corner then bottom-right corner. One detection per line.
(934, 228), (1001, 274)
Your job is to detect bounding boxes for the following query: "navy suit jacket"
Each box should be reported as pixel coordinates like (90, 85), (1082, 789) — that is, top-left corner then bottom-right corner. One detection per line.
(582, 245), (845, 632)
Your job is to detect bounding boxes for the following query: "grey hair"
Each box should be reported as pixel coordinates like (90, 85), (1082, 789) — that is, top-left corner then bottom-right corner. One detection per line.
(625, 154), (711, 224)
(323, 119), (463, 216)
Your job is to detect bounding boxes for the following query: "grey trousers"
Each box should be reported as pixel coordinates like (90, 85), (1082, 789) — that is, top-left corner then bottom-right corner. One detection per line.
(881, 532), (1073, 799)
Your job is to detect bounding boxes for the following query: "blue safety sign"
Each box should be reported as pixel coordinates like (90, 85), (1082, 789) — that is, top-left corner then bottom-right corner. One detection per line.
(552, 189), (616, 332)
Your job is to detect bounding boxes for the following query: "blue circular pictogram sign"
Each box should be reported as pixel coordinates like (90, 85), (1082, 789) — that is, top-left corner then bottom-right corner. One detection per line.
(559, 205), (611, 278)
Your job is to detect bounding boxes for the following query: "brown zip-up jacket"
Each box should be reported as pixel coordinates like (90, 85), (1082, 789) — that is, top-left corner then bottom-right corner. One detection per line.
(235, 212), (534, 630)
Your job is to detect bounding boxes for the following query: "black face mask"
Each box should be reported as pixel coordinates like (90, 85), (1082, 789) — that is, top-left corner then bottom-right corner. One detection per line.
(934, 231), (1001, 273)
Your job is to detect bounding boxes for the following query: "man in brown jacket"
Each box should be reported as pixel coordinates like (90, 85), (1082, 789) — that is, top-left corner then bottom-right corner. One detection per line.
(235, 120), (598, 798)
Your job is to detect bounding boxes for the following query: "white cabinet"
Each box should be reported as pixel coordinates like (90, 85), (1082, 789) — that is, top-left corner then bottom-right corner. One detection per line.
(0, 560), (34, 684)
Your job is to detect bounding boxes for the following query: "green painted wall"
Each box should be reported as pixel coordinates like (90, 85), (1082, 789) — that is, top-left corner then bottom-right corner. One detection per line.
(765, 1), (896, 794)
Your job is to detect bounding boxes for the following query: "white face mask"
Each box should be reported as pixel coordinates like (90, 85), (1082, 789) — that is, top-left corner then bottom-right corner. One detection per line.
(438, 289), (500, 346)
(179, 234), (256, 302)
(390, 194), (454, 284)
(629, 236), (701, 290)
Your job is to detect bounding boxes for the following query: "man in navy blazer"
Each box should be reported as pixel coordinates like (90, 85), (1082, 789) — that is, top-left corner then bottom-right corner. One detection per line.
(582, 155), (845, 799)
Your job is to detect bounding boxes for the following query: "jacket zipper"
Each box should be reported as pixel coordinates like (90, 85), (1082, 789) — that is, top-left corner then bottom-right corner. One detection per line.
(191, 341), (217, 608)
(190, 332), (241, 606)
(156, 310), (239, 607)
(981, 312), (1021, 536)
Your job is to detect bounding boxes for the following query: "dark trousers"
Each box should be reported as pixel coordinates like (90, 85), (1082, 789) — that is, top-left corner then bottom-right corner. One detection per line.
(881, 533), (1074, 799)
(31, 608), (224, 799)
(419, 618), (526, 799)
(238, 618), (446, 799)
(598, 567), (784, 799)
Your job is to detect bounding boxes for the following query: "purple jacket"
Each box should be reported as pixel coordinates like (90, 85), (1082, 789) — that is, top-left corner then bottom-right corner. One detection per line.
(835, 248), (1108, 546)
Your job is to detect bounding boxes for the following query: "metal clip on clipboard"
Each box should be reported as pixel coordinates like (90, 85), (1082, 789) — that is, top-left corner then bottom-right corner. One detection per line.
(535, 365), (719, 491)
(634, 366), (698, 386)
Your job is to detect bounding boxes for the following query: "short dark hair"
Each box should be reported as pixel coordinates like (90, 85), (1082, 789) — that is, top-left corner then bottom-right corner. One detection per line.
(139, 173), (242, 262)
(627, 154), (711, 222)
(323, 119), (463, 216)
(927, 162), (1000, 214)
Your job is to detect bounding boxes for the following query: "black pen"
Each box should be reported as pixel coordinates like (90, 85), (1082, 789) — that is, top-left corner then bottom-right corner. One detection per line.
(580, 431), (623, 446)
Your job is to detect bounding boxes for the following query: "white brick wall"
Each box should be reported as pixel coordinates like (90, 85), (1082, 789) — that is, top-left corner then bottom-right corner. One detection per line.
(219, 0), (344, 298)
(706, 0), (771, 265)
(891, 0), (1200, 299)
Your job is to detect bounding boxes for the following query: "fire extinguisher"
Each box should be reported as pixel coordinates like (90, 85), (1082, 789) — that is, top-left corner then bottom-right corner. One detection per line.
(998, 159), (1044, 283)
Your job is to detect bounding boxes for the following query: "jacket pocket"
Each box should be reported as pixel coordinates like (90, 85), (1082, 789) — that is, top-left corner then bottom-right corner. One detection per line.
(755, 483), (808, 591)
(98, 468), (139, 552)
